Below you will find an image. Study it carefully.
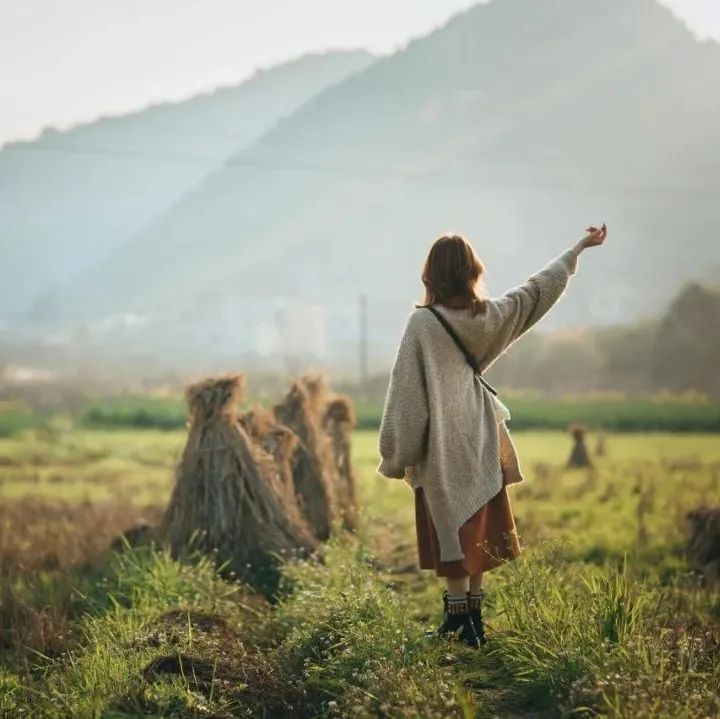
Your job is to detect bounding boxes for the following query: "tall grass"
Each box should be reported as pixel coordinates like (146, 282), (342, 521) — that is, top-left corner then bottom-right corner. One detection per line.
(2, 535), (719, 717)
(486, 543), (719, 718)
(2, 543), (259, 718)
(274, 533), (478, 718)
(1, 426), (719, 717)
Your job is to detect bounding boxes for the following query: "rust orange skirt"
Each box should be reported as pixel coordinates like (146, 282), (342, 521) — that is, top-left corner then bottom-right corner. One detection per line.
(415, 484), (521, 578)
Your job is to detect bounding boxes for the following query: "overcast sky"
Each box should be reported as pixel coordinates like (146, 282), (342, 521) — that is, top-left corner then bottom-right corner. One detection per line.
(1, 0), (718, 146)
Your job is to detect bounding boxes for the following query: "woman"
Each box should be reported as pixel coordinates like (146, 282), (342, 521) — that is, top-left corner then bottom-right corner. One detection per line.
(377, 224), (607, 649)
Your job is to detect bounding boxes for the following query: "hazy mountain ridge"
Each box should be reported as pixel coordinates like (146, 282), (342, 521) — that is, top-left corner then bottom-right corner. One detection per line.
(63, 0), (720, 359)
(10, 0), (720, 368)
(7, 50), (374, 157)
(0, 50), (375, 317)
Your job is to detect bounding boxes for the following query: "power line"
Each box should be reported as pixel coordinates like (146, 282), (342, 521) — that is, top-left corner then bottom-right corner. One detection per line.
(3, 142), (718, 197)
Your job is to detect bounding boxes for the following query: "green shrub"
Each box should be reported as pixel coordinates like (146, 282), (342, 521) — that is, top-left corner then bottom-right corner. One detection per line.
(80, 397), (187, 431)
(355, 395), (720, 432)
(0, 407), (47, 437)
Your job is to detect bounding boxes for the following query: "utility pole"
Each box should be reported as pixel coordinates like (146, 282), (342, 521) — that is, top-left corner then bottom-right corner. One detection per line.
(359, 293), (368, 400)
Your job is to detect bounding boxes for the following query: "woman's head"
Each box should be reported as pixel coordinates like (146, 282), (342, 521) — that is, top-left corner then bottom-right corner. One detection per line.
(417, 234), (486, 315)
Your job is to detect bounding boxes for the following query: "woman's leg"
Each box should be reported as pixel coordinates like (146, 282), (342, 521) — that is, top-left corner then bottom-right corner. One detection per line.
(437, 574), (481, 648)
(446, 575), (469, 596)
(467, 572), (486, 644)
(468, 573), (483, 595)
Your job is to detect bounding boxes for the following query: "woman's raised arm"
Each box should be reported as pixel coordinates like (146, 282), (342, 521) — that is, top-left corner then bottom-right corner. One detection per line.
(478, 224), (607, 372)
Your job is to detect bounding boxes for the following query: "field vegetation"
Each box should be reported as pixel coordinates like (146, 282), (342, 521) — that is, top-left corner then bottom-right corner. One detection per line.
(0, 416), (719, 717)
(68, 392), (720, 433)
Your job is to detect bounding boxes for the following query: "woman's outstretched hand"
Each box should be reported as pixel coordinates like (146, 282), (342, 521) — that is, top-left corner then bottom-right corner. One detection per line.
(579, 223), (608, 250)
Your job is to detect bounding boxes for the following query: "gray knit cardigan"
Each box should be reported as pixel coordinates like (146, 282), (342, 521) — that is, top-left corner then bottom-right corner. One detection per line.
(377, 248), (579, 562)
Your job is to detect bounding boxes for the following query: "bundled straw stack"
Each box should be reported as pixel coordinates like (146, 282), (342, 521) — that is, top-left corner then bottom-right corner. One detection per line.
(323, 396), (359, 530)
(274, 374), (358, 533)
(273, 378), (337, 541)
(163, 373), (358, 583)
(566, 424), (593, 469)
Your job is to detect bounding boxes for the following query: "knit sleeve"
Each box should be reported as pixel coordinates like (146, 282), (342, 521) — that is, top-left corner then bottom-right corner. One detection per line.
(479, 248), (578, 371)
(377, 315), (429, 479)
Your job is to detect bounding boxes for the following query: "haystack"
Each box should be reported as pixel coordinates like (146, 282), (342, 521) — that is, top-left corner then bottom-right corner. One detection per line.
(239, 406), (316, 540)
(323, 395), (359, 530)
(297, 373), (328, 418)
(566, 425), (593, 469)
(273, 375), (337, 540)
(162, 375), (317, 582)
(595, 431), (608, 457)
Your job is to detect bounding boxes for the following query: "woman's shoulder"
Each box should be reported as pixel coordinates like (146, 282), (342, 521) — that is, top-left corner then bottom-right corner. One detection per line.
(406, 305), (437, 331)
(419, 302), (483, 323)
(409, 303), (484, 328)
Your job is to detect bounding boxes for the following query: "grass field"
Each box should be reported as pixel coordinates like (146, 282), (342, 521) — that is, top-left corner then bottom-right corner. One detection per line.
(1, 424), (719, 717)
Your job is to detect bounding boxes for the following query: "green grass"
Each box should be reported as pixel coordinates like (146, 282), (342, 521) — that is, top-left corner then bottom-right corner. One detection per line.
(0, 405), (51, 437)
(357, 394), (720, 432)
(80, 396), (188, 431)
(22, 392), (720, 433)
(0, 426), (183, 506)
(78, 393), (273, 432)
(502, 393), (720, 432)
(1, 425), (719, 717)
(1, 543), (261, 718)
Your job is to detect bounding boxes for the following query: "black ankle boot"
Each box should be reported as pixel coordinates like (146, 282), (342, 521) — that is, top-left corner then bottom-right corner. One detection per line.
(466, 590), (487, 645)
(434, 590), (482, 649)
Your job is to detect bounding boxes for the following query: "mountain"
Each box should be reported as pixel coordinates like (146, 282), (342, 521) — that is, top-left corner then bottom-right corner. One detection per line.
(0, 50), (375, 318)
(37, 0), (720, 366)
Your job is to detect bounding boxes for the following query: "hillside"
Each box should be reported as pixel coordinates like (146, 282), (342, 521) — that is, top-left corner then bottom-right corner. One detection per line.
(0, 50), (374, 318)
(484, 281), (720, 397)
(32, 0), (720, 364)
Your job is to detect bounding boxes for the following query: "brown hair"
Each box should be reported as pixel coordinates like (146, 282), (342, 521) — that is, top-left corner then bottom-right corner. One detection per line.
(416, 234), (487, 316)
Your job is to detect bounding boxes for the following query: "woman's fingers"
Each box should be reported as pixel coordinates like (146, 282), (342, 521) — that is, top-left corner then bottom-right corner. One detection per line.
(581, 223), (607, 248)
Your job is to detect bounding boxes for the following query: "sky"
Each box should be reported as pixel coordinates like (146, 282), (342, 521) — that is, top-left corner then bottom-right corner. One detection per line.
(1, 0), (719, 146)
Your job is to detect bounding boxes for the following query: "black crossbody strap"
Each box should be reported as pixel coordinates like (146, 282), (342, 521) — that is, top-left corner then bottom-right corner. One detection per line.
(426, 306), (499, 396)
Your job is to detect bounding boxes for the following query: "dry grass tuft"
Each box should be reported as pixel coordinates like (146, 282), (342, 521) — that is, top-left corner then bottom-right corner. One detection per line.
(0, 498), (163, 573)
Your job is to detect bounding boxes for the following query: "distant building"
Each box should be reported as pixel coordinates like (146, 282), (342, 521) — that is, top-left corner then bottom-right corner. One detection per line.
(255, 299), (327, 361)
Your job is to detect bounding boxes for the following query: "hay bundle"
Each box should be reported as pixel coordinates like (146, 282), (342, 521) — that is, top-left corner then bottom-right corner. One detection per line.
(323, 395), (358, 530)
(274, 376), (337, 540)
(566, 424), (593, 469)
(162, 375), (317, 580)
(298, 373), (328, 418)
(686, 507), (720, 577)
(239, 406), (315, 540)
(595, 431), (607, 457)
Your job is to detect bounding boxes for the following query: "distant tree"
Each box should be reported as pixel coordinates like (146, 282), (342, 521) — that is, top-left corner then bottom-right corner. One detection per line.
(652, 284), (720, 396)
(594, 320), (657, 394)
